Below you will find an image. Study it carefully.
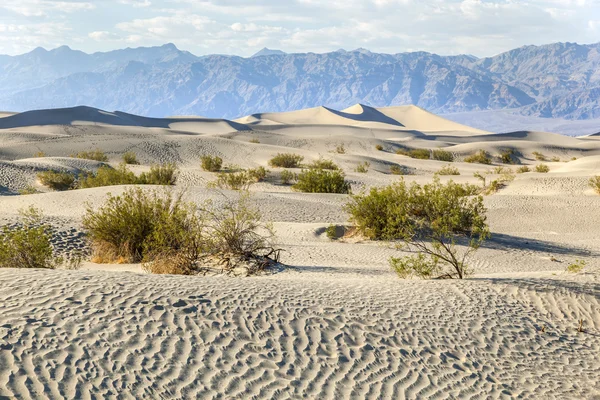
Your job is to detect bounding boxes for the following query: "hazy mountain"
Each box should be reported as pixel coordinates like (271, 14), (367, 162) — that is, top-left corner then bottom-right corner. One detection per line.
(0, 42), (599, 121)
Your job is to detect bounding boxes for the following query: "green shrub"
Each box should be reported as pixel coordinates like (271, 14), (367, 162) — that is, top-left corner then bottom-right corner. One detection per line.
(390, 165), (406, 175)
(138, 163), (178, 185)
(325, 225), (339, 240)
(498, 149), (515, 164)
(355, 162), (370, 173)
(409, 149), (431, 160)
(122, 151), (139, 165)
(432, 149), (454, 162)
(566, 259), (586, 274)
(269, 153), (304, 168)
(517, 165), (531, 173)
(0, 207), (63, 269)
(72, 149), (109, 162)
(589, 176), (600, 194)
(535, 164), (550, 173)
(435, 165), (460, 176)
(84, 188), (280, 275)
(34, 151), (46, 158)
(375, 144), (384, 151)
(335, 144), (346, 154)
(533, 151), (547, 161)
(464, 150), (492, 165)
(551, 156), (560, 162)
(293, 169), (351, 194)
(79, 163), (138, 189)
(201, 155), (223, 172)
(492, 166), (513, 175)
(38, 170), (76, 191)
(247, 166), (268, 182)
(213, 170), (253, 190)
(18, 186), (40, 195)
(345, 178), (489, 279)
(280, 170), (297, 185)
(307, 158), (339, 170)
(249, 138), (260, 144)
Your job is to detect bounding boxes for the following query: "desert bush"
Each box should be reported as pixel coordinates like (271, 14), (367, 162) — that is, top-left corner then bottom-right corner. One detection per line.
(0, 207), (62, 269)
(498, 149), (515, 164)
(138, 163), (178, 185)
(335, 144), (346, 154)
(589, 176), (600, 194)
(355, 162), (370, 173)
(325, 225), (338, 240)
(375, 144), (384, 151)
(293, 168), (351, 194)
(280, 169), (297, 185)
(345, 177), (489, 279)
(432, 149), (454, 162)
(34, 151), (46, 158)
(407, 149), (431, 160)
(78, 163), (138, 189)
(566, 259), (586, 274)
(535, 164), (550, 173)
(201, 155), (223, 172)
(551, 156), (560, 162)
(269, 153), (304, 168)
(213, 170), (253, 190)
(516, 165), (531, 173)
(72, 149), (109, 162)
(464, 150), (492, 165)
(532, 151), (547, 161)
(435, 165), (460, 176)
(249, 138), (260, 144)
(122, 151), (139, 165)
(492, 166), (513, 175)
(390, 165), (406, 175)
(38, 170), (76, 191)
(18, 186), (40, 195)
(308, 158), (339, 170)
(247, 166), (268, 182)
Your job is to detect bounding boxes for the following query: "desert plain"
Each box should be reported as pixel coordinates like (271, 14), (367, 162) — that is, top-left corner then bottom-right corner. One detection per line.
(0, 104), (599, 399)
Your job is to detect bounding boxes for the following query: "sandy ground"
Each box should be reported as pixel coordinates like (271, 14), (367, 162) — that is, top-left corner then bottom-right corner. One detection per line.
(0, 105), (599, 399)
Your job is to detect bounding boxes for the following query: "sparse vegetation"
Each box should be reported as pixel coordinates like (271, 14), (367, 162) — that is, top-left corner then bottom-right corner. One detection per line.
(375, 144), (384, 151)
(249, 138), (260, 144)
(325, 225), (338, 240)
(535, 164), (550, 173)
(432, 149), (454, 162)
(307, 158), (339, 170)
(516, 165), (531, 173)
(435, 165), (460, 176)
(18, 186), (40, 195)
(37, 170), (76, 191)
(34, 151), (46, 158)
(566, 259), (586, 274)
(213, 170), (253, 190)
(84, 188), (280, 275)
(464, 150), (492, 165)
(72, 149), (109, 162)
(551, 156), (560, 162)
(280, 169), (297, 185)
(79, 163), (178, 189)
(269, 153), (304, 168)
(335, 144), (346, 154)
(293, 168), (351, 194)
(345, 178), (488, 279)
(138, 163), (179, 185)
(201, 155), (223, 172)
(589, 176), (600, 194)
(122, 151), (139, 165)
(0, 207), (64, 269)
(498, 149), (516, 164)
(247, 166), (268, 182)
(397, 148), (431, 160)
(532, 151), (547, 161)
(389, 165), (406, 175)
(355, 161), (370, 173)
(492, 166), (513, 175)
(474, 169), (515, 195)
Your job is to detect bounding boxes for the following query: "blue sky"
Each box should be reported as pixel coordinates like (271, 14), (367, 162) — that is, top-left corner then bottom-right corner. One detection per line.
(0, 0), (599, 57)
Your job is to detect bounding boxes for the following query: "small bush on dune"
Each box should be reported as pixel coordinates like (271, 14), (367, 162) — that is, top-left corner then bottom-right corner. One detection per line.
(464, 150), (492, 165)
(498, 149), (516, 164)
(566, 259), (586, 274)
(335, 144), (346, 154)
(0, 207), (63, 269)
(535, 164), (550, 173)
(38, 170), (76, 191)
(34, 151), (46, 158)
(72, 149), (109, 162)
(551, 156), (560, 162)
(517, 165), (531, 173)
(201, 155), (223, 172)
(435, 165), (460, 176)
(79, 164), (137, 189)
(213, 170), (253, 191)
(122, 151), (139, 165)
(355, 162), (370, 173)
(375, 144), (384, 151)
(390, 165), (407, 175)
(249, 138), (260, 144)
(589, 176), (600, 194)
(345, 177), (489, 279)
(307, 158), (339, 170)
(138, 163), (179, 185)
(280, 169), (297, 185)
(397, 148), (430, 160)
(432, 149), (454, 162)
(293, 168), (351, 194)
(533, 151), (547, 161)
(247, 166), (268, 182)
(269, 153), (304, 168)
(18, 186), (41, 195)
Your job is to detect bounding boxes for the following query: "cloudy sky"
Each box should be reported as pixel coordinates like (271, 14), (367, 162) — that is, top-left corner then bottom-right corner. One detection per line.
(0, 0), (599, 57)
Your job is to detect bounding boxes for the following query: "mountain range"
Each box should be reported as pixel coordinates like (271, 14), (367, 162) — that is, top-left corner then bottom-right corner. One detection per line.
(1, 42), (600, 122)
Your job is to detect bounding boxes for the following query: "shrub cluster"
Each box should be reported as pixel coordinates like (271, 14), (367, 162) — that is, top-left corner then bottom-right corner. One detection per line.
(345, 178), (489, 279)
(396, 148), (431, 160)
(516, 165), (531, 173)
(83, 189), (280, 275)
(201, 155), (223, 172)
(72, 149), (109, 162)
(375, 144), (384, 151)
(79, 163), (178, 188)
(464, 150), (492, 165)
(532, 151), (547, 161)
(37, 170), (76, 191)
(535, 164), (550, 173)
(432, 149), (454, 162)
(122, 151), (139, 165)
(280, 170), (297, 185)
(212, 167), (269, 190)
(498, 149), (516, 164)
(293, 168), (351, 194)
(269, 153), (304, 168)
(389, 165), (407, 175)
(435, 165), (460, 176)
(589, 176), (600, 194)
(307, 159), (339, 170)
(355, 162), (370, 173)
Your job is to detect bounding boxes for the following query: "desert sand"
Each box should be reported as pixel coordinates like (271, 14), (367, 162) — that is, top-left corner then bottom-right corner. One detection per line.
(0, 104), (599, 399)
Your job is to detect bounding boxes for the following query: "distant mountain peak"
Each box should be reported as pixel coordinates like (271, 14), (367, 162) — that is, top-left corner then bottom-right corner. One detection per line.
(251, 48), (286, 58)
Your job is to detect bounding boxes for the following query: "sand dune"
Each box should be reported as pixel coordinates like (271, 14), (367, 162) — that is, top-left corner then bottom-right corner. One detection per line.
(0, 105), (599, 398)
